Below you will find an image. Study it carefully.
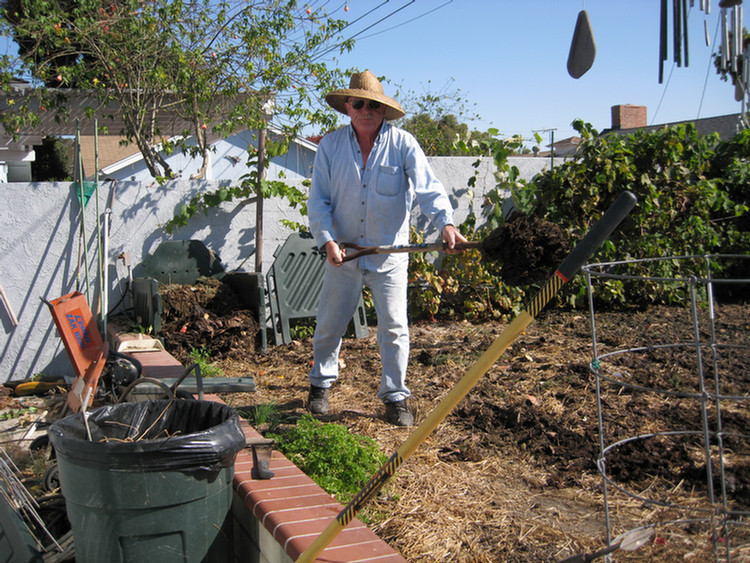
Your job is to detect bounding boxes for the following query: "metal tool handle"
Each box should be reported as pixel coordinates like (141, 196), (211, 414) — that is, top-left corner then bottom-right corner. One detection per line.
(340, 240), (482, 262)
(555, 191), (637, 281)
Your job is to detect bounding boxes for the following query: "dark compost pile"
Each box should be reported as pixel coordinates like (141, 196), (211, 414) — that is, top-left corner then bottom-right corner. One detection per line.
(481, 212), (571, 285)
(159, 277), (260, 364)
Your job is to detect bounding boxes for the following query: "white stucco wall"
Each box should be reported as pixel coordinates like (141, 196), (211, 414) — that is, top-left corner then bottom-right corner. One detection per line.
(0, 156), (558, 383)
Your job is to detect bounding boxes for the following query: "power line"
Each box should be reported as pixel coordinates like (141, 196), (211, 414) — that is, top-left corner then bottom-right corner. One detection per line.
(314, 0), (414, 61)
(652, 63), (676, 124)
(356, 0), (453, 41)
(314, 0), (452, 62)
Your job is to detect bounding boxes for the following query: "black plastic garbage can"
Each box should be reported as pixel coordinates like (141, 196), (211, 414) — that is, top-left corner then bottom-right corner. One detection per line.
(48, 399), (246, 563)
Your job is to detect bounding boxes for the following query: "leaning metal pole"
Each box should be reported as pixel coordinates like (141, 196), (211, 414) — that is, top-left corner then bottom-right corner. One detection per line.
(585, 254), (750, 562)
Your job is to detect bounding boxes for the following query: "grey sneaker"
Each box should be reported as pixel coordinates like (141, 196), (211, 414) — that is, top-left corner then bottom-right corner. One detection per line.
(307, 385), (329, 414)
(384, 400), (414, 427)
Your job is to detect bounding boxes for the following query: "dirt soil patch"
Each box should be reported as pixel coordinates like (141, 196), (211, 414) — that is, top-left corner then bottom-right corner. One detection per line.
(157, 278), (750, 563)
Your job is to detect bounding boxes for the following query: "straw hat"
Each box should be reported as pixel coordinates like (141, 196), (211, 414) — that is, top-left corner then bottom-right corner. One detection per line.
(325, 70), (405, 121)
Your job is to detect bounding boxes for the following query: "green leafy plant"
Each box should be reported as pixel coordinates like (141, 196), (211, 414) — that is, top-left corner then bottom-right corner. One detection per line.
(406, 122), (749, 321)
(188, 346), (223, 378)
(269, 414), (387, 504)
(0, 406), (38, 421)
(289, 319), (315, 341)
(131, 323), (153, 335)
(251, 402), (278, 426)
(241, 402), (283, 433)
(519, 121), (750, 308)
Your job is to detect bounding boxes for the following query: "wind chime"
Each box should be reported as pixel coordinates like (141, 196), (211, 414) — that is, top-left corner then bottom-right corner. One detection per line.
(715, 0), (748, 104)
(659, 0), (691, 82)
(660, 0), (748, 108)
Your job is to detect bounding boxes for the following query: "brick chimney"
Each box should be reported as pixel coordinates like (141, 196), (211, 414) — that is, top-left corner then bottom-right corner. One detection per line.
(611, 104), (647, 130)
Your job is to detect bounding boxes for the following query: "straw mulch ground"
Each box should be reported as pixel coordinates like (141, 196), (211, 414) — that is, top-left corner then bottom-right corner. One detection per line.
(158, 280), (750, 562)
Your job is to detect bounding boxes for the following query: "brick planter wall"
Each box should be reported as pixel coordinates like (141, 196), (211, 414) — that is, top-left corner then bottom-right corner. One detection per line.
(110, 330), (406, 563)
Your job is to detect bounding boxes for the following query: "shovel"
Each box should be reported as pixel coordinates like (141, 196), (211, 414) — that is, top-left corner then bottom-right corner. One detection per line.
(339, 211), (573, 285)
(339, 211), (567, 263)
(340, 240), (482, 262)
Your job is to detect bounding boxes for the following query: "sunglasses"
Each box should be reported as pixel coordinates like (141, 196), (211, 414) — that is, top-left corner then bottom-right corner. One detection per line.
(350, 99), (381, 111)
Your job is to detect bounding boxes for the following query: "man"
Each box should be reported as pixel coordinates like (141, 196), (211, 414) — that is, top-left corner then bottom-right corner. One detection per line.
(306, 70), (466, 426)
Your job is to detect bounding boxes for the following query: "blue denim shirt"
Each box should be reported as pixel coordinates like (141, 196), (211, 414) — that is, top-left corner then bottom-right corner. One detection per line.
(308, 122), (455, 272)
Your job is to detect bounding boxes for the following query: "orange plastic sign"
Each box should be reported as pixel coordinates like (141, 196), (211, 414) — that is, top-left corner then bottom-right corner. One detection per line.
(47, 292), (108, 412)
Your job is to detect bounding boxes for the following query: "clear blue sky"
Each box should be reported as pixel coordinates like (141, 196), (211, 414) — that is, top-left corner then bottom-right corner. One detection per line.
(322, 0), (745, 145)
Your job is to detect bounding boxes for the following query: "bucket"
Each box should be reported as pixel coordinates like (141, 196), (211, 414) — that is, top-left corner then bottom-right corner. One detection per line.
(48, 399), (246, 563)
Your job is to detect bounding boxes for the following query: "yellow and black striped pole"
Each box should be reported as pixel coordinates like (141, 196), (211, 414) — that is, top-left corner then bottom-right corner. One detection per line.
(295, 191), (638, 563)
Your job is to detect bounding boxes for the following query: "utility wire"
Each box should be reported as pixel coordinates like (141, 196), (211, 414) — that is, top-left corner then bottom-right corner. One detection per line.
(652, 63), (676, 124)
(310, 0), (394, 61)
(355, 0), (453, 41)
(315, 0), (451, 62)
(329, 0), (392, 37)
(335, 0), (416, 43)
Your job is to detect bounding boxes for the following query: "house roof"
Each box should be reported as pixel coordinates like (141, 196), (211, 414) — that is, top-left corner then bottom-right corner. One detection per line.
(1, 85), (195, 141)
(76, 136), (140, 177)
(0, 81), (258, 147)
(76, 132), (228, 178)
(0, 82), (287, 176)
(600, 112), (747, 141)
(88, 124), (318, 180)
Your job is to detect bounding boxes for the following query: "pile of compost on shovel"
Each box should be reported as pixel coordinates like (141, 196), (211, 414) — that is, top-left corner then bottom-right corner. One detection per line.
(481, 211), (571, 285)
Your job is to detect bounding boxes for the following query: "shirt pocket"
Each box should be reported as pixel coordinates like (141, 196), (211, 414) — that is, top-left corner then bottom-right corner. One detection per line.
(375, 165), (403, 196)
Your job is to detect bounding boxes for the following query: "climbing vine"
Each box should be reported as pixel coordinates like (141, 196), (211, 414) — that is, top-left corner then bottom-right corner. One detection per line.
(409, 122), (750, 319)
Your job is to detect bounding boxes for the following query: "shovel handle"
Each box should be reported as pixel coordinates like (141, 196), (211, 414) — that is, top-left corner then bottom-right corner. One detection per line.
(340, 240), (482, 262)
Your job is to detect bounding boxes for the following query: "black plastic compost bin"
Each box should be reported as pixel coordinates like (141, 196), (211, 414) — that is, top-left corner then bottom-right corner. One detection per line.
(48, 400), (246, 563)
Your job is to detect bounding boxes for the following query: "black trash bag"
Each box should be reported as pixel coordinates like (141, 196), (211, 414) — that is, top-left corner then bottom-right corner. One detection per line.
(48, 399), (246, 473)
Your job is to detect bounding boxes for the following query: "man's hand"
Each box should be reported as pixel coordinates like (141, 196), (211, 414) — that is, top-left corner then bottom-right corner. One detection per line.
(324, 240), (345, 266)
(441, 224), (468, 254)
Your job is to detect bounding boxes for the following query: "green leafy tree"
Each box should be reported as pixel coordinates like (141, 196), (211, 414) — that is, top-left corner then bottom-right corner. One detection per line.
(0, 0), (351, 180)
(401, 112), (488, 156)
(394, 78), (493, 156)
(32, 136), (72, 180)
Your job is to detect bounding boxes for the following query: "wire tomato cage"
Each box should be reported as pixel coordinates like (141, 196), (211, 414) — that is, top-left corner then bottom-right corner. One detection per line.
(583, 254), (750, 562)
